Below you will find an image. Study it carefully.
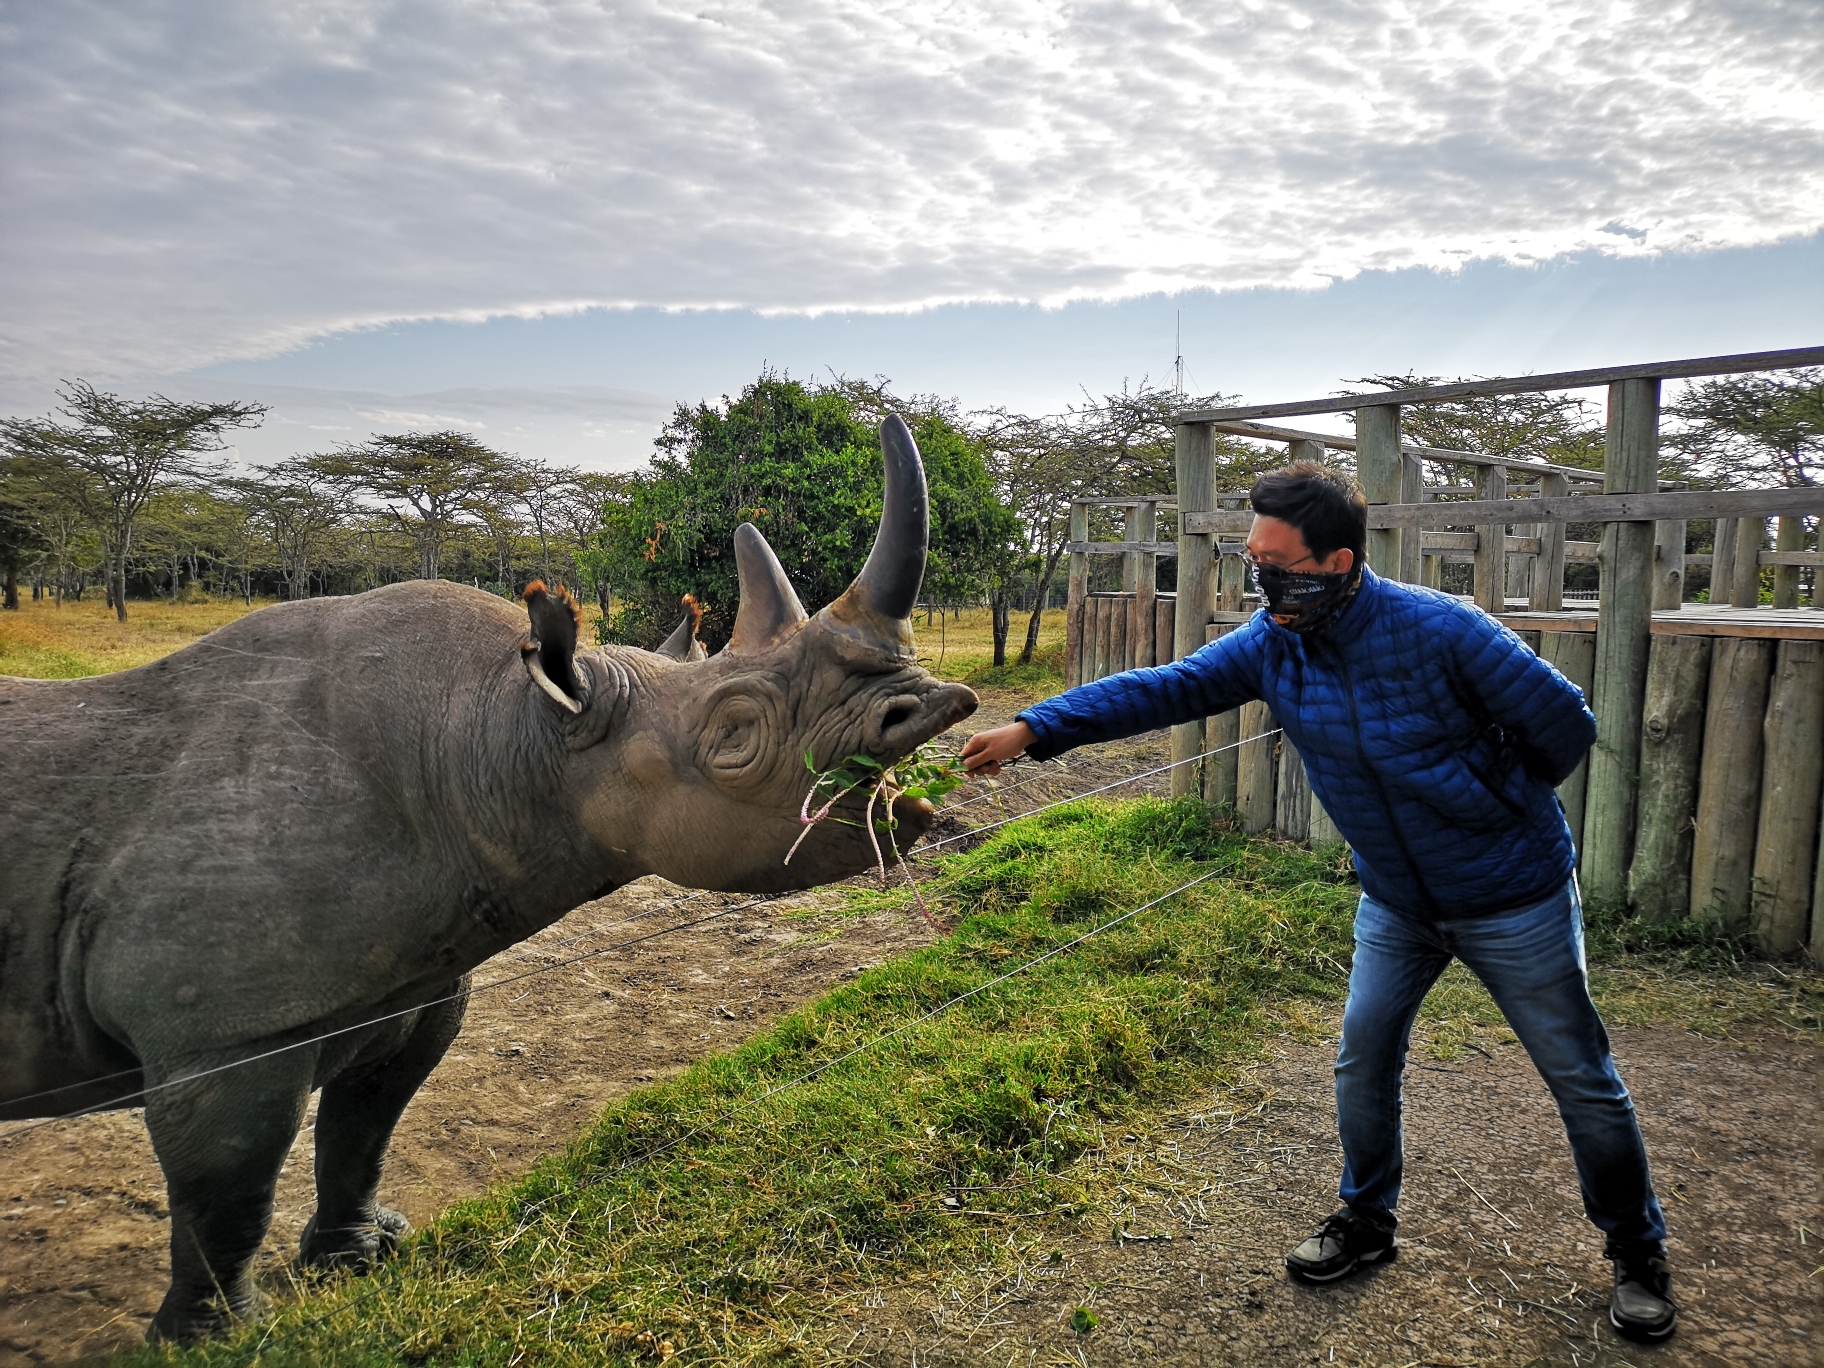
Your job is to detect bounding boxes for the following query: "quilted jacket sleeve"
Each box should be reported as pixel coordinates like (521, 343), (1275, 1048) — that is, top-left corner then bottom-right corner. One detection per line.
(1016, 622), (1266, 763)
(1448, 606), (1597, 787)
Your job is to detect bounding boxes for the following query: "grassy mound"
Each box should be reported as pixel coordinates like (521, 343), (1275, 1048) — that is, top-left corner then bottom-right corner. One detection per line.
(144, 801), (1357, 1366)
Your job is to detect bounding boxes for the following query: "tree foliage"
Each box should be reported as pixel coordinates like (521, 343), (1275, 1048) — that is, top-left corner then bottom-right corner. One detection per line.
(595, 375), (1012, 650)
(1664, 368), (1823, 489)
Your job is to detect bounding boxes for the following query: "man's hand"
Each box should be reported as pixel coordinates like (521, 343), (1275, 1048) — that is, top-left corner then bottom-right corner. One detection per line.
(960, 721), (1037, 778)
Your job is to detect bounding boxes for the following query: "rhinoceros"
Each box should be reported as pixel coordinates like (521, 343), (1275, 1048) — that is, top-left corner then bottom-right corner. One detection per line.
(0, 416), (977, 1341)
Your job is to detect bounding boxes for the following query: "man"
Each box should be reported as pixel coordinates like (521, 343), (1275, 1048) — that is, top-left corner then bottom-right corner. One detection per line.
(960, 462), (1675, 1344)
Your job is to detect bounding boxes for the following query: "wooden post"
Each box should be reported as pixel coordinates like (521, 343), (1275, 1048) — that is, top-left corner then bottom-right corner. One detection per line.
(1531, 471), (1569, 611)
(1065, 502), (1088, 688)
(1581, 377), (1660, 909)
(1237, 701), (1278, 835)
(1543, 630), (1597, 851)
(1132, 501), (1158, 668)
(1750, 640), (1824, 953)
(1813, 783), (1824, 960)
(1091, 596), (1111, 682)
(1109, 593), (1129, 678)
(1772, 514), (1804, 609)
(1310, 792), (1346, 850)
(1156, 597), (1175, 675)
(1276, 737), (1312, 841)
(1172, 423), (1217, 797)
(1730, 515), (1764, 609)
(1217, 552), (1247, 611)
(1473, 462), (1507, 614)
(1356, 405), (1402, 577)
(1688, 637), (1774, 927)
(1652, 520), (1686, 611)
(1287, 438), (1327, 466)
(1625, 636), (1712, 920)
(1710, 517), (1736, 605)
(1204, 623), (1241, 810)
(1399, 451), (1424, 584)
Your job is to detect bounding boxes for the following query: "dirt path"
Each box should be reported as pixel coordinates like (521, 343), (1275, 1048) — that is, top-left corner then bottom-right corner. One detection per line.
(847, 1017), (1820, 1368)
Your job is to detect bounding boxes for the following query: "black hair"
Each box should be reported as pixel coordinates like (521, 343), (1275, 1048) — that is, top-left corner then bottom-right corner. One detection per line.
(1247, 461), (1367, 564)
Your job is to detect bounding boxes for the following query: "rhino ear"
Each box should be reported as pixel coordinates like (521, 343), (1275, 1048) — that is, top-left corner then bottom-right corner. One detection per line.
(724, 523), (808, 656)
(653, 594), (706, 662)
(522, 579), (584, 713)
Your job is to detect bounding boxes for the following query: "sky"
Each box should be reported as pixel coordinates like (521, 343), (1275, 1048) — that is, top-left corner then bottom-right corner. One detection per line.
(3, 0), (1820, 470)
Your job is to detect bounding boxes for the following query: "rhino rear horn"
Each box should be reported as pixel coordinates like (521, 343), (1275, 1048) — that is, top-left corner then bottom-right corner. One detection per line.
(654, 594), (706, 662)
(522, 579), (584, 711)
(829, 413), (928, 630)
(724, 523), (809, 656)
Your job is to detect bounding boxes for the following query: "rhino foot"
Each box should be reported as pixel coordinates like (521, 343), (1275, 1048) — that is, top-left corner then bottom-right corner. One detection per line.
(148, 1285), (271, 1343)
(300, 1206), (412, 1271)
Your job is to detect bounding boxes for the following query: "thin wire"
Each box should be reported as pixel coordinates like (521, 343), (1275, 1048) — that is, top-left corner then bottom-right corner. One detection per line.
(0, 888), (714, 1115)
(0, 895), (768, 1141)
(921, 728), (1282, 854)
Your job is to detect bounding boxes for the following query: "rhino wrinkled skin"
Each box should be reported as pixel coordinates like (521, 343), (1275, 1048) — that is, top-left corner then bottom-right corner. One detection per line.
(0, 416), (976, 1341)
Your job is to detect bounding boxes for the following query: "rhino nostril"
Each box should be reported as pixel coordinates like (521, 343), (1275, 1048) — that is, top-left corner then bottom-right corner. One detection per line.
(882, 705), (914, 730)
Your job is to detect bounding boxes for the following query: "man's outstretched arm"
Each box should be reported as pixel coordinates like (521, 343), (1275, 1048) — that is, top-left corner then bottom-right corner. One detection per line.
(961, 625), (1265, 776)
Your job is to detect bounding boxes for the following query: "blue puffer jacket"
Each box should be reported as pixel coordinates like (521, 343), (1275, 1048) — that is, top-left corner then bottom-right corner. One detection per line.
(1019, 569), (1597, 918)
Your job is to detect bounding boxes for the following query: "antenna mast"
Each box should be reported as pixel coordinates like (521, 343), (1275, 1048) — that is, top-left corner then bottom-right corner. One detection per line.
(1174, 311), (1184, 397)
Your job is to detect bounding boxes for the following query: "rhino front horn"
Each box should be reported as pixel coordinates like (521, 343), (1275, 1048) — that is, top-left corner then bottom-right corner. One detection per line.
(834, 414), (928, 628)
(724, 523), (810, 655)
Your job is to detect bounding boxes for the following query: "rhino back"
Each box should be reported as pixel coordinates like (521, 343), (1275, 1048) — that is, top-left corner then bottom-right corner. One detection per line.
(1, 582), (545, 1094)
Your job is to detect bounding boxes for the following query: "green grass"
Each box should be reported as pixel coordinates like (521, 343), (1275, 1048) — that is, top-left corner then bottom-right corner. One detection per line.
(137, 801), (1359, 1367)
(133, 801), (1820, 1367)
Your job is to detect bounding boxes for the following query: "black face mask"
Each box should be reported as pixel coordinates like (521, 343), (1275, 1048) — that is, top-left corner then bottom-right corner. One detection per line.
(1249, 558), (1362, 636)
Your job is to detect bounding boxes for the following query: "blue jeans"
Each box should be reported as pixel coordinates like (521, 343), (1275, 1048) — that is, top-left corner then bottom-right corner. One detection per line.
(1335, 878), (1666, 1252)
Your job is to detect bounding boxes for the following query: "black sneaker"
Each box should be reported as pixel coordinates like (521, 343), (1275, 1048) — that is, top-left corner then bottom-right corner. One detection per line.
(1609, 1245), (1676, 1343)
(1285, 1209), (1397, 1284)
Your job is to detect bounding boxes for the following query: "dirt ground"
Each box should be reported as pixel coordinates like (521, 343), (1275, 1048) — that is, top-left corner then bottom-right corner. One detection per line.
(845, 1019), (1821, 1368)
(3, 697), (1816, 1366)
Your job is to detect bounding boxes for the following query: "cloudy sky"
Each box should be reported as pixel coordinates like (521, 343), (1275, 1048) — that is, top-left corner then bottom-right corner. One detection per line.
(3, 0), (1820, 467)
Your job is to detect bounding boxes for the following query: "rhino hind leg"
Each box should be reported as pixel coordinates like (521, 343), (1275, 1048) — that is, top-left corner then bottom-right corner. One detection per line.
(302, 985), (468, 1270)
(144, 1050), (315, 1342)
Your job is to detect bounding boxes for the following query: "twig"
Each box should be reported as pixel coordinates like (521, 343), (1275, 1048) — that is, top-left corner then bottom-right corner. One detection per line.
(1450, 1167), (1520, 1229)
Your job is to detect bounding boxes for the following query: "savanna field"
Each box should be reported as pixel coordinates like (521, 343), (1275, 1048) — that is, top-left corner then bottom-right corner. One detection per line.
(3, 597), (1819, 1367)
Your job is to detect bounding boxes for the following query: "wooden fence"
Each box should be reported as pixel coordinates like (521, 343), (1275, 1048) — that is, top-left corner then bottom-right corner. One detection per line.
(1064, 346), (1824, 955)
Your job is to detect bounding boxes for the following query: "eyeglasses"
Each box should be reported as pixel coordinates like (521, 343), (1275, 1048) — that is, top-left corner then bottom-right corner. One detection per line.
(1242, 551), (1322, 574)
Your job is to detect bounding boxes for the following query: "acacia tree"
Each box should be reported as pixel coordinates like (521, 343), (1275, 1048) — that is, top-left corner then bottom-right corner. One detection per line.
(1344, 374), (1607, 472)
(231, 463), (346, 600)
(1664, 368), (1822, 489)
(306, 431), (513, 580)
(0, 382), (265, 620)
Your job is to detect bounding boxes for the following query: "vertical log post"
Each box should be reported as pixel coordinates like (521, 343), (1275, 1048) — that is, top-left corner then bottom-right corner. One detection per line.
(1172, 423), (1217, 797)
(1065, 501), (1088, 688)
(1131, 501), (1158, 668)
(1750, 640), (1824, 952)
(1652, 520), (1686, 611)
(1237, 701), (1278, 835)
(1531, 471), (1568, 611)
(1310, 793), (1346, 851)
(1772, 514), (1804, 610)
(1091, 596), (1111, 683)
(1730, 515), (1765, 610)
(1276, 736), (1313, 841)
(1108, 592), (1129, 679)
(1356, 406), (1402, 578)
(1155, 597), (1175, 675)
(1204, 623), (1241, 810)
(1626, 636), (1712, 920)
(1688, 637), (1774, 927)
(1543, 630), (1598, 851)
(1399, 451), (1424, 584)
(1812, 784), (1824, 960)
(1473, 462), (1508, 614)
(1710, 517), (1736, 605)
(1581, 377), (1660, 909)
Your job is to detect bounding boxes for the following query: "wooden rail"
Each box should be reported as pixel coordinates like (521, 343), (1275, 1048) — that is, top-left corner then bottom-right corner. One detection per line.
(1179, 345), (1824, 423)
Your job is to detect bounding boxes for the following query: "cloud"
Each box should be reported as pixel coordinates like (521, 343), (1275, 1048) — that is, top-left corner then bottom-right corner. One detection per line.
(2, 0), (1819, 391)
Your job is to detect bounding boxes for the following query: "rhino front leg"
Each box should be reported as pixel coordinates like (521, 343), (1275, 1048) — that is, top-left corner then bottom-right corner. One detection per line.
(302, 985), (468, 1270)
(143, 1051), (315, 1342)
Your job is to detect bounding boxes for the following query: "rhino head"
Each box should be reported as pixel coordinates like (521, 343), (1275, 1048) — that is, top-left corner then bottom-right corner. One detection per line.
(520, 414), (978, 893)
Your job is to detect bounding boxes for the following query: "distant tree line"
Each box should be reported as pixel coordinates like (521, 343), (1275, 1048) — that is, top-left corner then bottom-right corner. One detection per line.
(2, 368), (1814, 650)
